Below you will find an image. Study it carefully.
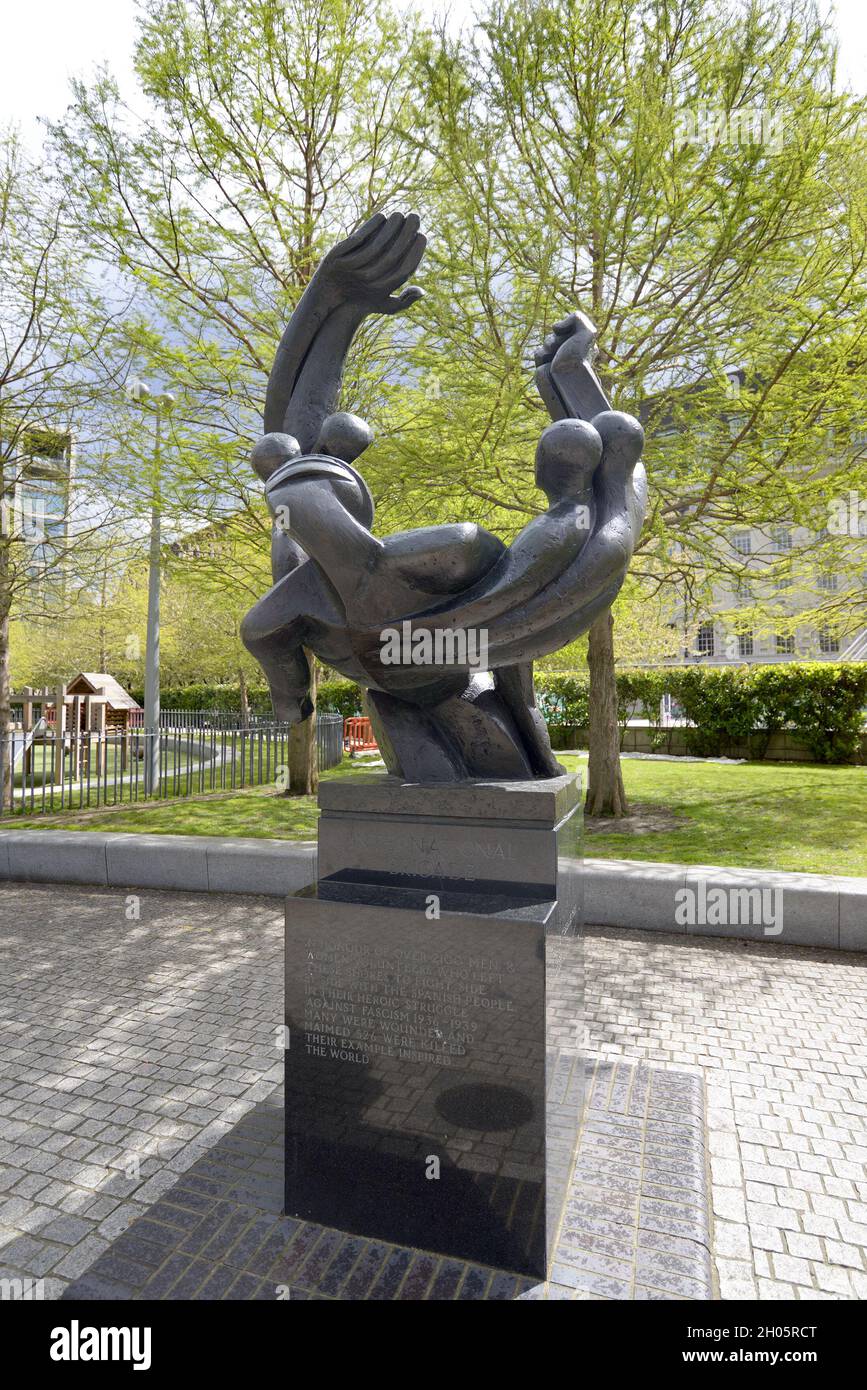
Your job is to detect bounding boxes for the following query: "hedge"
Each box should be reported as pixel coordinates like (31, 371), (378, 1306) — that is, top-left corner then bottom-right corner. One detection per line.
(536, 663), (867, 763)
(141, 664), (867, 763)
(535, 675), (590, 730)
(317, 679), (364, 719)
(129, 682), (273, 714)
(137, 678), (364, 720)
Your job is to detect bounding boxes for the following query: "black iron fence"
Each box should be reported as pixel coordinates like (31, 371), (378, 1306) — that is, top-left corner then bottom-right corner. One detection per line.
(136, 708), (281, 731)
(1, 714), (344, 818)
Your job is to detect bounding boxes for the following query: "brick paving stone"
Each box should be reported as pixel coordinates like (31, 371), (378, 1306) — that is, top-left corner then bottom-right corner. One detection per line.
(368, 1248), (414, 1299)
(192, 1263), (239, 1300)
(5, 883), (867, 1301)
(316, 1235), (367, 1297)
(584, 925), (867, 1301)
(39, 1215), (95, 1245)
(427, 1257), (464, 1300)
(341, 1241), (392, 1299)
(53, 1057), (709, 1302)
(225, 1270), (264, 1300)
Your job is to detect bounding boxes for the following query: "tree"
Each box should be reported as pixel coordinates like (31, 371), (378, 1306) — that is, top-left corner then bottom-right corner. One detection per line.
(53, 0), (430, 792)
(410, 0), (867, 813)
(0, 127), (130, 793)
(10, 525), (269, 695)
(8, 528), (145, 688)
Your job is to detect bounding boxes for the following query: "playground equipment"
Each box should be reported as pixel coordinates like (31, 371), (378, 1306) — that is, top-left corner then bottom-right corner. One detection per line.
(11, 716), (48, 770)
(10, 676), (142, 782)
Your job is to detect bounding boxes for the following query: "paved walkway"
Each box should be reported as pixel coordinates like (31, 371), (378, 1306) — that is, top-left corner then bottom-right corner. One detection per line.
(57, 1061), (710, 1301)
(586, 926), (867, 1299)
(0, 883), (282, 1299)
(1, 882), (866, 1299)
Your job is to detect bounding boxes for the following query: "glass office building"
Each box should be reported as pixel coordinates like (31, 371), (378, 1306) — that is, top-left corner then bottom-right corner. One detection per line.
(4, 426), (74, 599)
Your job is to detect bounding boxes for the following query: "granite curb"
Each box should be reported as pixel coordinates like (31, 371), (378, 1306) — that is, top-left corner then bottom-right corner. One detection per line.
(0, 829), (863, 951)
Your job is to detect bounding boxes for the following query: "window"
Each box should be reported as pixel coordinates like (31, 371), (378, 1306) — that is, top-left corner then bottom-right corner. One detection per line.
(772, 575), (792, 592)
(818, 629), (839, 654)
(818, 572), (838, 592)
(770, 526), (792, 552)
(737, 631), (754, 657)
(696, 621), (715, 656)
(735, 576), (751, 601)
(776, 634), (795, 655)
(732, 531), (752, 556)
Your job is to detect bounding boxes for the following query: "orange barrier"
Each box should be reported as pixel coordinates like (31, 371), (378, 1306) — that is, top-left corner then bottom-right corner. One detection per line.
(344, 716), (378, 754)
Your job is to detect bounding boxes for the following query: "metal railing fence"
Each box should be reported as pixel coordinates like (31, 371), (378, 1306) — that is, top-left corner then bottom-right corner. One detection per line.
(1, 714), (344, 818)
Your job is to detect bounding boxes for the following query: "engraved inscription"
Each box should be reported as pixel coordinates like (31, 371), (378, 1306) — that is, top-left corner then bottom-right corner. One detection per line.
(303, 940), (515, 1068)
(405, 834), (516, 883)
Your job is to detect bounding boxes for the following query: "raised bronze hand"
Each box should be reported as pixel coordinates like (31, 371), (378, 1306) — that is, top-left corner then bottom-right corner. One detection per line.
(313, 211), (426, 316)
(263, 211), (427, 447)
(534, 311), (610, 423)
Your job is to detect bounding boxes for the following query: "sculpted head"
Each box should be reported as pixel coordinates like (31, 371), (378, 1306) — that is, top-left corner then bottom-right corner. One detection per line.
(316, 411), (373, 464)
(255, 417), (376, 537)
(251, 411), (373, 484)
(590, 411), (645, 469)
(251, 432), (301, 482)
(535, 418), (603, 504)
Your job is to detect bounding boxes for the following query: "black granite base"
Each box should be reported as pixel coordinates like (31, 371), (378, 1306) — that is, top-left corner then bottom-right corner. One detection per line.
(286, 893), (558, 1275)
(283, 772), (583, 1279)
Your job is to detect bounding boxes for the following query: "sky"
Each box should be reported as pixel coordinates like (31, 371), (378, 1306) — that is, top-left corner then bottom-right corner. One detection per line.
(1, 0), (865, 146)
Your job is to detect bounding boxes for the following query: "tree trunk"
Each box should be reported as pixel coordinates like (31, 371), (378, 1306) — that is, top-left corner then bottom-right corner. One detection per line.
(238, 666), (250, 726)
(0, 604), (11, 811)
(287, 653), (318, 795)
(586, 608), (629, 818)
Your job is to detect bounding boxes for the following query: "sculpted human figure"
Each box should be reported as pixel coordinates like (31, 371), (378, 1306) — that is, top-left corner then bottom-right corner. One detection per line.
(241, 212), (647, 781)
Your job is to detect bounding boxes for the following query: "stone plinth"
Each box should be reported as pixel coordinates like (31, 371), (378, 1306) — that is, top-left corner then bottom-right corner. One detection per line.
(284, 772), (583, 1278)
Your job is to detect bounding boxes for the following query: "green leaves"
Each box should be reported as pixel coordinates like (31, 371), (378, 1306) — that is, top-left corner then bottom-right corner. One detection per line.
(533, 662), (867, 763)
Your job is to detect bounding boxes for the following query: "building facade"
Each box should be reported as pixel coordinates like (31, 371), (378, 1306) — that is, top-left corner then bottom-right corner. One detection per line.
(2, 425), (74, 601)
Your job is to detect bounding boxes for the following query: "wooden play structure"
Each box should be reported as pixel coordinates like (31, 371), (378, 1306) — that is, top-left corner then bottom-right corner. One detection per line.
(12, 674), (141, 782)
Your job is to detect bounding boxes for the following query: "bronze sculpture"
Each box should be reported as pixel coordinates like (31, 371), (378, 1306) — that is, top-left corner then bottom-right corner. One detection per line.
(242, 212), (647, 780)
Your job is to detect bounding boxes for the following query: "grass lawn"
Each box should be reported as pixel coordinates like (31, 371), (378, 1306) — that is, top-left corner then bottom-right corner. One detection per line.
(5, 754), (865, 877)
(5, 757), (373, 842)
(569, 756), (866, 877)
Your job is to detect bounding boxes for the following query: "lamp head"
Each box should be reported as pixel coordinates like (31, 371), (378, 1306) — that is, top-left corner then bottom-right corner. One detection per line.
(126, 378), (151, 404)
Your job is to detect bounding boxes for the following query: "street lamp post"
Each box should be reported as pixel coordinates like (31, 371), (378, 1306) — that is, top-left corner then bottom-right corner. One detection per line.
(128, 380), (175, 796)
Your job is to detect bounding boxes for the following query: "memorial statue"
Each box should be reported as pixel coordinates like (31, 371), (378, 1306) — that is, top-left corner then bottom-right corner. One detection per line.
(241, 212), (647, 780)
